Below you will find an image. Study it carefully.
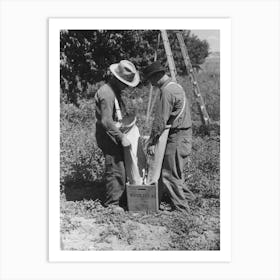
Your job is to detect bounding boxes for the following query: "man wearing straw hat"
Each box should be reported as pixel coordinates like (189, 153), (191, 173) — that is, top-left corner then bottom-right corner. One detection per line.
(143, 61), (194, 213)
(95, 60), (140, 208)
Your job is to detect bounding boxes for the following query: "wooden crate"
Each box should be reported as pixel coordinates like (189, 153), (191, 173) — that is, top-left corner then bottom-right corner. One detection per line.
(126, 183), (158, 212)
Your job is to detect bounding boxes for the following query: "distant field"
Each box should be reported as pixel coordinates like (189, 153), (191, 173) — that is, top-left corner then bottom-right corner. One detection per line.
(202, 52), (220, 74)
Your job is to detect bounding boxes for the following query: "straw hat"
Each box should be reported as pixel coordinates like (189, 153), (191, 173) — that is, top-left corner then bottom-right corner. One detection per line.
(110, 60), (140, 87)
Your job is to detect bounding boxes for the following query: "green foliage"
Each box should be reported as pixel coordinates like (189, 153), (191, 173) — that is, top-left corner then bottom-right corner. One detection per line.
(60, 100), (104, 188)
(186, 134), (220, 199)
(60, 30), (209, 104)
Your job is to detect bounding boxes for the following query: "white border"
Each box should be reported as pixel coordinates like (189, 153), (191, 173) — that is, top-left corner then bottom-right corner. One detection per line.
(49, 18), (231, 262)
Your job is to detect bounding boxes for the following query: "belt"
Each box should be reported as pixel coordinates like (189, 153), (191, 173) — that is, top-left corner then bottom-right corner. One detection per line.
(169, 127), (191, 133)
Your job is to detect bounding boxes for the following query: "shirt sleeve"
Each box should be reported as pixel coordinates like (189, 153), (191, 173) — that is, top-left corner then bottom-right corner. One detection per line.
(98, 91), (124, 142)
(149, 90), (173, 145)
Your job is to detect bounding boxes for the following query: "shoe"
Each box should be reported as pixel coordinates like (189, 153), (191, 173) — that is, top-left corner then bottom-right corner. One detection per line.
(109, 205), (125, 214)
(159, 202), (172, 211)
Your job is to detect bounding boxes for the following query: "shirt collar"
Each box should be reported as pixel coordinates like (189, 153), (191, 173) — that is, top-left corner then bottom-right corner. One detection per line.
(108, 81), (121, 96)
(160, 77), (172, 90)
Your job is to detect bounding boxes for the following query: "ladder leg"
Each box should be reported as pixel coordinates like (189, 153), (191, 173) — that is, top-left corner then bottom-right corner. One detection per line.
(176, 31), (211, 126)
(160, 30), (177, 82)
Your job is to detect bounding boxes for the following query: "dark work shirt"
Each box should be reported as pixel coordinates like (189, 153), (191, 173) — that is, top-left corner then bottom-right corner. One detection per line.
(149, 78), (192, 145)
(95, 83), (124, 142)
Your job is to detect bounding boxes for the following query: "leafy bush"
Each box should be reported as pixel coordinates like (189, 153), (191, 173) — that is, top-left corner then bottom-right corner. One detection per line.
(60, 30), (209, 105)
(60, 100), (104, 190)
(186, 134), (220, 199)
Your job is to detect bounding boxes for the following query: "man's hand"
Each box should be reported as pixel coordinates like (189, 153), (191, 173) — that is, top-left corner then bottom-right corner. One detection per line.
(147, 145), (155, 156)
(121, 135), (131, 147)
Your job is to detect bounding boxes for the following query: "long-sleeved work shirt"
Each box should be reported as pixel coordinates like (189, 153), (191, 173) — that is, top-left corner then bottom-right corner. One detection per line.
(149, 78), (192, 145)
(95, 83), (125, 144)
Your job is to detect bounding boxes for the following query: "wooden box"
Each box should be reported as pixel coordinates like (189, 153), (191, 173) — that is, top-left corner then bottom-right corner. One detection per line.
(126, 183), (158, 212)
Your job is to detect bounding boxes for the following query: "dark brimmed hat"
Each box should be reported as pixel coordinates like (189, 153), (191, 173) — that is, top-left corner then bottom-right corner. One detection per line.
(143, 61), (165, 80)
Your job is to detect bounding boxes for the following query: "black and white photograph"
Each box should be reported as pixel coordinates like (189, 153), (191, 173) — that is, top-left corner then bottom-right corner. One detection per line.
(49, 18), (231, 261)
(59, 28), (223, 250)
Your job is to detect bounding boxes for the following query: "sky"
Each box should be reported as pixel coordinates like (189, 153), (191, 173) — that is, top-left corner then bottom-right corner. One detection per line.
(191, 30), (220, 52)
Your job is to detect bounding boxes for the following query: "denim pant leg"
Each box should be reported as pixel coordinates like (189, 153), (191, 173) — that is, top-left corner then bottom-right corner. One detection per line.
(96, 128), (126, 207)
(161, 152), (190, 212)
(159, 130), (192, 212)
(103, 153), (126, 206)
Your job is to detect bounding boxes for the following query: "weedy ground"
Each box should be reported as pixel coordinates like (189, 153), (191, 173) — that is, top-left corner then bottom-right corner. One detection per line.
(60, 55), (220, 250)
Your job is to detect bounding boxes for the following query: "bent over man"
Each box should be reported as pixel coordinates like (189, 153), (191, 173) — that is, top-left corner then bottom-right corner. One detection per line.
(143, 61), (194, 213)
(95, 60), (140, 207)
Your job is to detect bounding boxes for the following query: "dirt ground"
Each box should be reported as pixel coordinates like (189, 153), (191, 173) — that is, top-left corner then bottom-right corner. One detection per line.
(61, 194), (220, 251)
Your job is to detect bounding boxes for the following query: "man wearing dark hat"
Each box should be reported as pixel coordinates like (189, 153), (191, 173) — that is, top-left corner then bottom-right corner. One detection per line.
(143, 61), (194, 212)
(95, 60), (140, 208)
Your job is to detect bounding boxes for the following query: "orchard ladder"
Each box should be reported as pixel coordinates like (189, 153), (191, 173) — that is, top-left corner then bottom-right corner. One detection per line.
(176, 31), (210, 126)
(160, 30), (177, 81)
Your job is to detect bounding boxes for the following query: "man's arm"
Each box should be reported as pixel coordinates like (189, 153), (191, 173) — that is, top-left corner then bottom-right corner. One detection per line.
(148, 91), (173, 146)
(99, 96), (124, 142)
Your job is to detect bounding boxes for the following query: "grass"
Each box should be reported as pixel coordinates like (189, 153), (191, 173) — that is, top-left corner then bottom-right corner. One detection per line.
(60, 59), (220, 250)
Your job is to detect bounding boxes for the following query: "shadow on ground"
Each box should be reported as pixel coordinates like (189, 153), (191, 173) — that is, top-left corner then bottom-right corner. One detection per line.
(64, 179), (106, 202)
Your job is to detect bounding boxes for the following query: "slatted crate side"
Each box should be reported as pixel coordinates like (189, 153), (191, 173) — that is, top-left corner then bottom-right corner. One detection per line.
(126, 183), (158, 212)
